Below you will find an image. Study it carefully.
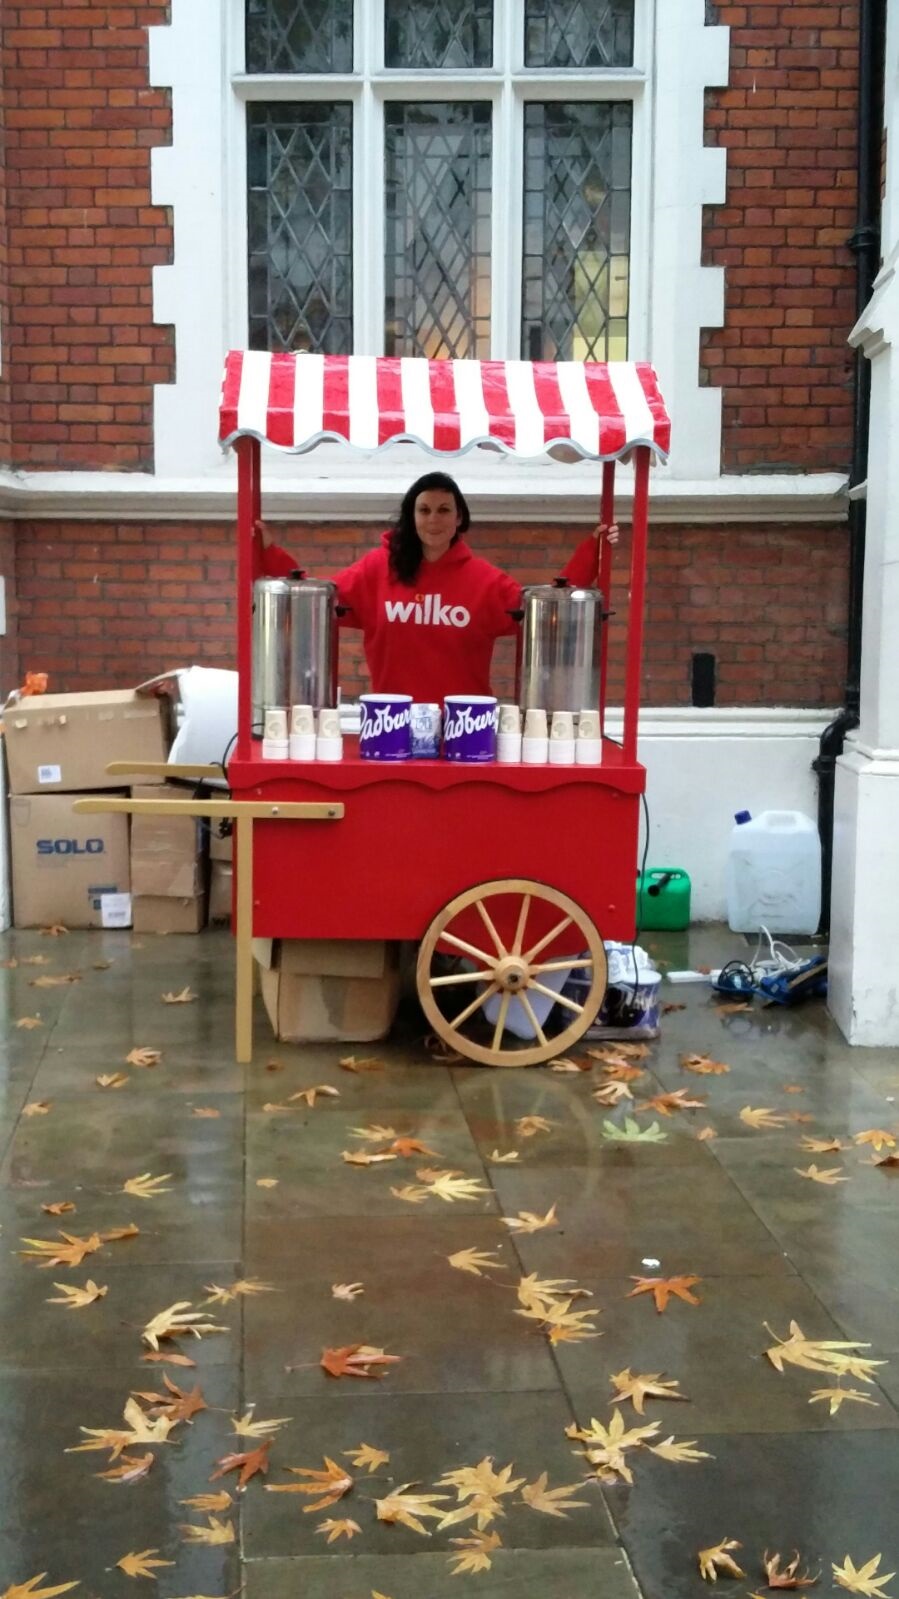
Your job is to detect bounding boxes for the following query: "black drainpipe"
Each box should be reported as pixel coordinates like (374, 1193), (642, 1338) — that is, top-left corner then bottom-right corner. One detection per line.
(813, 0), (886, 932)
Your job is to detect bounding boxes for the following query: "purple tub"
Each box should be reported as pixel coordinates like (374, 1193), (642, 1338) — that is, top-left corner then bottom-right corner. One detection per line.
(359, 694), (413, 760)
(443, 695), (498, 763)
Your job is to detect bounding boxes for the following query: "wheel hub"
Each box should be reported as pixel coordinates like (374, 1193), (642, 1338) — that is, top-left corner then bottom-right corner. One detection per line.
(495, 955), (530, 992)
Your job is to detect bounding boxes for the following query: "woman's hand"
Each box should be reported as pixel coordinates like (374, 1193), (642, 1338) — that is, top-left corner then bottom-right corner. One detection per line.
(254, 517), (274, 550)
(592, 521), (620, 546)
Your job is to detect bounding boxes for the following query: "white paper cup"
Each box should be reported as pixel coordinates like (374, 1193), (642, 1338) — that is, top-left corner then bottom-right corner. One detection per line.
(578, 708), (600, 740)
(290, 703), (315, 737)
(496, 731), (523, 764)
(549, 737), (576, 765)
(316, 735), (343, 762)
(262, 737), (289, 761)
(317, 707), (340, 739)
(288, 732), (316, 761)
(264, 707), (288, 741)
(550, 711), (574, 741)
(576, 737), (603, 765)
(522, 735), (549, 764)
(498, 703), (522, 735)
(524, 707), (548, 738)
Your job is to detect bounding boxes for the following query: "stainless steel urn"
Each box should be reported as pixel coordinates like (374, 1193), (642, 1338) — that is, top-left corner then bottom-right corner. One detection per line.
(252, 575), (338, 727)
(516, 580), (605, 715)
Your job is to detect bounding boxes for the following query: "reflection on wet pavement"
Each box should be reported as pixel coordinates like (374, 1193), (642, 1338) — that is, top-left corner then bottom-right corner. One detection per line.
(0, 924), (897, 1597)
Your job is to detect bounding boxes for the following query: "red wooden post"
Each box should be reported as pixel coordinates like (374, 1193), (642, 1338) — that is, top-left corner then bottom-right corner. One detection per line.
(622, 447), (651, 763)
(598, 460), (615, 734)
(236, 436), (260, 761)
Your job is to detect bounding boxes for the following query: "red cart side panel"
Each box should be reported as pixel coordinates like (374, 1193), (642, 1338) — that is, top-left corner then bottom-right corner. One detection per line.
(229, 744), (644, 944)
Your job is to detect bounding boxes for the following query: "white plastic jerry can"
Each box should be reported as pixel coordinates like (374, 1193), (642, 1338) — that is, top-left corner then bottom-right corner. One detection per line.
(725, 810), (822, 935)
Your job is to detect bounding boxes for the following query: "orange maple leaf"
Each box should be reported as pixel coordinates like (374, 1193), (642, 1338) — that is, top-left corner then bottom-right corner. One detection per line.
(209, 1438), (271, 1492)
(320, 1344), (402, 1380)
(627, 1274), (703, 1313)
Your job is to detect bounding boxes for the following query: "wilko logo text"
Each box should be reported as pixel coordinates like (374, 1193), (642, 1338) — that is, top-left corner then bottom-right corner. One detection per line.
(385, 595), (471, 628)
(37, 838), (105, 856)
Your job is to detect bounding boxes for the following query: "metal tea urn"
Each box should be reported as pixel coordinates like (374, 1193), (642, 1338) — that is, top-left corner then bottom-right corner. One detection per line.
(516, 579), (605, 715)
(252, 573), (338, 726)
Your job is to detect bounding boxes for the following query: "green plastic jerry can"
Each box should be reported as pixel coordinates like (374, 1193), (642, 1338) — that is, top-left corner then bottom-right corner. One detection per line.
(637, 867), (691, 930)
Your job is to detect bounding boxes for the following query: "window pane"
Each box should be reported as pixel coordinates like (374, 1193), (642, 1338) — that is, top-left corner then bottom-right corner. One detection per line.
(385, 103), (492, 359)
(385, 0), (493, 69)
(525, 0), (633, 68)
(247, 103), (353, 353)
(246, 0), (353, 73)
(522, 102), (632, 362)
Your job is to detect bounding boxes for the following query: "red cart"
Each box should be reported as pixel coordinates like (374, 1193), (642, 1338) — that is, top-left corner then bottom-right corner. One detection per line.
(222, 353), (671, 1066)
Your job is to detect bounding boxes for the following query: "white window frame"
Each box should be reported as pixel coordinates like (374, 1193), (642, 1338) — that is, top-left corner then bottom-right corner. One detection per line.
(149, 0), (728, 497)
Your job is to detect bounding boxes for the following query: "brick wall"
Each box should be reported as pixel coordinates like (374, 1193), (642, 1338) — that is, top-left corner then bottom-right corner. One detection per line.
(12, 520), (847, 709)
(0, 22), (10, 466)
(0, 521), (16, 692)
(1, 3), (174, 470)
(702, 3), (859, 473)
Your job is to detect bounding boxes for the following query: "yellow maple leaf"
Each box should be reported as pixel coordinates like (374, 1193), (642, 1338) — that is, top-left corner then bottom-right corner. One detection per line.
(331, 1281), (364, 1300)
(437, 1458), (525, 1530)
(46, 1280), (107, 1310)
(126, 1048), (161, 1068)
(96, 1452), (154, 1484)
(41, 1202), (75, 1216)
(488, 1148), (521, 1161)
(763, 1321), (884, 1383)
(448, 1529), (503, 1573)
(519, 1473), (590, 1518)
(699, 1539), (745, 1580)
(341, 1149), (398, 1166)
(515, 1115), (554, 1137)
(501, 1203), (560, 1234)
(96, 1074), (129, 1089)
(22, 1101), (52, 1118)
(230, 1411), (292, 1438)
(374, 1483), (449, 1536)
(122, 1172), (173, 1200)
(19, 1231), (102, 1269)
(15, 1017), (43, 1029)
(179, 1516), (235, 1545)
(350, 1123), (398, 1142)
(680, 1052), (730, 1075)
(161, 986), (197, 1004)
(288, 1084), (340, 1106)
(649, 1436), (713, 1463)
(266, 1456), (354, 1512)
(116, 1549), (175, 1578)
(809, 1387), (879, 1416)
(833, 1556), (895, 1599)
(853, 1129), (897, 1152)
(609, 1368), (688, 1414)
(568, 1409), (660, 1485)
(794, 1164), (848, 1185)
(142, 1301), (228, 1350)
(316, 1518), (361, 1543)
(344, 1442), (390, 1472)
(179, 1491), (232, 1512)
(448, 1247), (505, 1278)
(0, 1576), (79, 1599)
(740, 1106), (789, 1130)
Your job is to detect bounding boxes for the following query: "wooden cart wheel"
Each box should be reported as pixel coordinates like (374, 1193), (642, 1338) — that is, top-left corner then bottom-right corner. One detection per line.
(416, 878), (607, 1067)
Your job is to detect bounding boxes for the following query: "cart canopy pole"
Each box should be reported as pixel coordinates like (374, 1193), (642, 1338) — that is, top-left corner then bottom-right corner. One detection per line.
(236, 436), (259, 761)
(622, 446), (651, 762)
(598, 460), (615, 735)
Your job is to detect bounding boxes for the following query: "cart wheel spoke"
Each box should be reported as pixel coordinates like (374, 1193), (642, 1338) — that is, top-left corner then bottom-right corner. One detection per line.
(476, 897), (507, 959)
(511, 894), (532, 956)
(517, 990), (547, 1048)
(430, 970), (497, 989)
(439, 930), (498, 969)
(529, 957), (594, 975)
(528, 979), (585, 1015)
(447, 981), (500, 1032)
(522, 914), (574, 964)
(491, 990), (512, 1052)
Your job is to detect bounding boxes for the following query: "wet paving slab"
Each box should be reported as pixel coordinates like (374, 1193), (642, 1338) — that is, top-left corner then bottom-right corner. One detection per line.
(0, 925), (897, 1595)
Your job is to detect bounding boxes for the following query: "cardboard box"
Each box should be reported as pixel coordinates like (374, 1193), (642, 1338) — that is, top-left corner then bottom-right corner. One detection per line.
(10, 793), (131, 929)
(208, 860), (233, 923)
(133, 894), (207, 934)
(256, 938), (401, 1042)
(130, 784), (206, 898)
(5, 690), (170, 796)
(252, 937), (393, 980)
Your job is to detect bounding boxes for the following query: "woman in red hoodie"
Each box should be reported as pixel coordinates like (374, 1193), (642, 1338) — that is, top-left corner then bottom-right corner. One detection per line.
(256, 471), (617, 705)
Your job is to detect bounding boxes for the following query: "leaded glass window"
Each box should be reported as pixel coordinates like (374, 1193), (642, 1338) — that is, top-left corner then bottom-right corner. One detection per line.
(385, 0), (493, 69)
(248, 104), (353, 353)
(246, 0), (353, 74)
(385, 103), (492, 359)
(525, 0), (634, 69)
(522, 102), (632, 362)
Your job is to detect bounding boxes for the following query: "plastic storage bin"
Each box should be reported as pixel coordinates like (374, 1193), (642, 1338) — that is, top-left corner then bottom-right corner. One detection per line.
(725, 810), (821, 935)
(637, 867), (691, 930)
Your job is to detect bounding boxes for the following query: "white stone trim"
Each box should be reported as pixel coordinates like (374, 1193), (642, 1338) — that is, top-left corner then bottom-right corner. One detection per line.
(146, 0), (729, 487)
(0, 468), (847, 523)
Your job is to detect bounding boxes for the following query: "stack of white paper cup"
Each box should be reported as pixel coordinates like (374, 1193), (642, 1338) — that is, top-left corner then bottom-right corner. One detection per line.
(316, 707), (343, 762)
(288, 703), (316, 761)
(262, 707), (289, 761)
(549, 710), (576, 765)
(522, 707), (549, 763)
(497, 703), (522, 763)
(577, 707), (602, 764)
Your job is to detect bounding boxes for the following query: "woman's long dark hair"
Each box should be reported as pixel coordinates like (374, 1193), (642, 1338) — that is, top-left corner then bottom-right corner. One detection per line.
(386, 472), (471, 586)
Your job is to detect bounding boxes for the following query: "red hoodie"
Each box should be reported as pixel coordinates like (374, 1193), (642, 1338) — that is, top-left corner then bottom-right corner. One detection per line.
(257, 531), (600, 704)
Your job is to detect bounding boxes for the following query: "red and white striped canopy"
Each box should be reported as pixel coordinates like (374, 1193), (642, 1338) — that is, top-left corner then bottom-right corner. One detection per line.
(219, 352), (670, 462)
